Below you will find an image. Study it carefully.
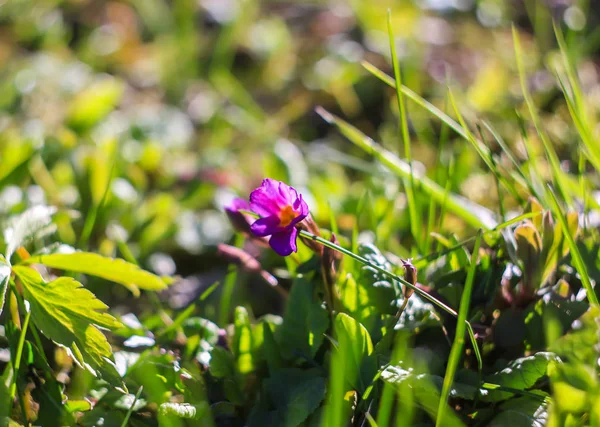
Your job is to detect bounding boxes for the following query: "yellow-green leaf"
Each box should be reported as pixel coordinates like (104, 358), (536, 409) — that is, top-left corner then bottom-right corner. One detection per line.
(12, 266), (123, 387)
(67, 77), (124, 132)
(24, 252), (168, 293)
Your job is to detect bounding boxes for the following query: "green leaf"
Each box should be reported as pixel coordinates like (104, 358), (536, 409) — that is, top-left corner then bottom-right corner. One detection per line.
(24, 252), (168, 293)
(334, 313), (375, 393)
(233, 306), (254, 374)
(315, 106), (497, 230)
(262, 321), (283, 372)
(550, 306), (600, 365)
(67, 77), (124, 132)
(278, 275), (329, 360)
(488, 395), (549, 427)
(357, 243), (398, 315)
(158, 402), (210, 420)
(248, 369), (326, 427)
(380, 365), (465, 426)
(4, 205), (57, 260)
(26, 342), (74, 427)
(209, 347), (235, 378)
(0, 256), (10, 317)
(549, 363), (596, 413)
(0, 366), (12, 425)
(514, 222), (542, 288)
(64, 400), (92, 413)
(482, 352), (558, 402)
(12, 266), (124, 387)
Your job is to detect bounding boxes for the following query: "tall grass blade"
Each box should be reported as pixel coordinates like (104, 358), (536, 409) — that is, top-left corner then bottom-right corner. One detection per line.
(546, 186), (599, 306)
(553, 22), (600, 173)
(512, 26), (573, 207)
(361, 61), (491, 160)
(436, 230), (482, 426)
(387, 11), (422, 250)
(315, 107), (497, 230)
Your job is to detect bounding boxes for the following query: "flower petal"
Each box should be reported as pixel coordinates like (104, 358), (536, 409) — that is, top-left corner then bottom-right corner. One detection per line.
(250, 179), (286, 216)
(225, 197), (250, 214)
(278, 181), (295, 204)
(250, 216), (280, 237)
(269, 228), (298, 256)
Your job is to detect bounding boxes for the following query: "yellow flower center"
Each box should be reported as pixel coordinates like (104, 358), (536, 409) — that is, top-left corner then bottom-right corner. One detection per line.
(279, 205), (297, 227)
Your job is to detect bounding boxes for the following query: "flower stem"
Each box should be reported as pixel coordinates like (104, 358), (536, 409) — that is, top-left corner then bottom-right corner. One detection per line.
(298, 230), (458, 317)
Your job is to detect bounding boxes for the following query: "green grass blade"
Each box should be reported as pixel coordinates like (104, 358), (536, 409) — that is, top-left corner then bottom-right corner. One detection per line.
(387, 11), (422, 250)
(362, 61), (468, 140)
(315, 107), (497, 230)
(121, 386), (144, 427)
(415, 212), (539, 268)
(480, 120), (538, 198)
(361, 60), (492, 160)
(546, 186), (599, 306)
(512, 26), (573, 207)
(436, 230), (482, 426)
(553, 22), (600, 173)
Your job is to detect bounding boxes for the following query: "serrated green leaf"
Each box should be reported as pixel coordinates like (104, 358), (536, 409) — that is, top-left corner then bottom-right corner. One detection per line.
(4, 205), (57, 260)
(278, 275), (329, 359)
(24, 252), (167, 292)
(12, 266), (124, 387)
(0, 256), (10, 317)
(482, 352), (558, 402)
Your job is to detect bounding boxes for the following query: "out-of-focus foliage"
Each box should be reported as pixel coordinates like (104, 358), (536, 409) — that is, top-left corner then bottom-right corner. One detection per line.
(1, 0), (600, 425)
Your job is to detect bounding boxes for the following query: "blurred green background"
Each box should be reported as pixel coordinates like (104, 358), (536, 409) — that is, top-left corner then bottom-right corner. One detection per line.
(0, 0), (597, 319)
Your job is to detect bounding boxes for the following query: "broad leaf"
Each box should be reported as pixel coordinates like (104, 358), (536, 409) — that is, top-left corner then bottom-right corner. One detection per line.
(482, 352), (558, 402)
(381, 365), (478, 400)
(25, 252), (167, 293)
(278, 275), (329, 360)
(248, 369), (326, 427)
(380, 365), (465, 426)
(334, 313), (375, 393)
(357, 243), (397, 315)
(12, 266), (124, 387)
(209, 347), (235, 378)
(488, 394), (549, 427)
(4, 205), (57, 260)
(551, 306), (600, 365)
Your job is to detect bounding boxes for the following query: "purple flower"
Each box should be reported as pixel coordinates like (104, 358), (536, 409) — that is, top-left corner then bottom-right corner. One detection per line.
(225, 197), (253, 235)
(225, 197), (251, 214)
(249, 179), (309, 256)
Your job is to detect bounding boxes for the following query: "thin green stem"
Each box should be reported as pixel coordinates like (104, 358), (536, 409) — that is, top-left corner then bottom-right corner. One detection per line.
(10, 279), (48, 367)
(298, 230), (458, 317)
(9, 284), (31, 425)
(120, 386), (143, 427)
(437, 230), (482, 426)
